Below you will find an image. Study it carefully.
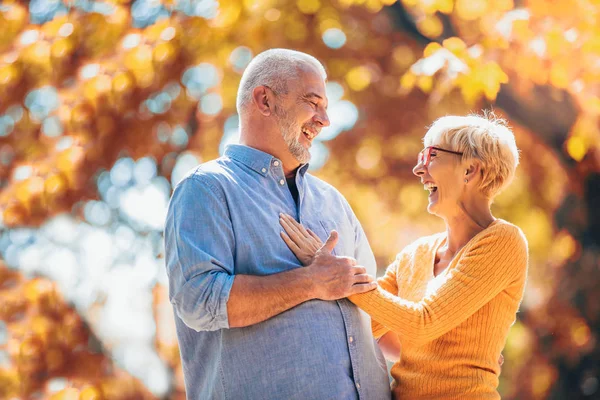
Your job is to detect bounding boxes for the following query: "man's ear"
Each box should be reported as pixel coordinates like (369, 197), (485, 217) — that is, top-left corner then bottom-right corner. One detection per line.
(252, 86), (273, 116)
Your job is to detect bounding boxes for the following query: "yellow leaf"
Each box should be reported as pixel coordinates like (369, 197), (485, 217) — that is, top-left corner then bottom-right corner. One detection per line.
(455, 0), (488, 20)
(399, 72), (416, 91)
(436, 0), (454, 14)
(585, 96), (600, 115)
(416, 75), (433, 93)
(442, 37), (467, 55)
(491, 0), (513, 12)
(460, 80), (482, 105)
(424, 42), (443, 57)
(546, 28), (565, 58)
(511, 19), (533, 41)
(549, 63), (570, 89)
(417, 14), (444, 38)
(566, 136), (587, 161)
(401, 0), (418, 6)
(582, 34), (600, 54)
(297, 0), (321, 14)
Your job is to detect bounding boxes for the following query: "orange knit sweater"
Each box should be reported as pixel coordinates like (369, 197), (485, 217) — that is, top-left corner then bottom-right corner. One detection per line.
(350, 219), (528, 400)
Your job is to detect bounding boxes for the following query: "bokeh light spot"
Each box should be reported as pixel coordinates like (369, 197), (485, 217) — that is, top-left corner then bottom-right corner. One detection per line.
(182, 63), (220, 99)
(322, 28), (346, 49)
(308, 141), (329, 171)
(229, 47), (253, 72)
(171, 152), (201, 187)
(42, 116), (63, 137)
(25, 86), (60, 121)
(326, 81), (344, 102)
(13, 165), (33, 181)
(346, 66), (372, 91)
(200, 93), (223, 115)
(134, 157), (158, 185)
(110, 158), (135, 188)
(0, 115), (15, 137)
(170, 126), (190, 148)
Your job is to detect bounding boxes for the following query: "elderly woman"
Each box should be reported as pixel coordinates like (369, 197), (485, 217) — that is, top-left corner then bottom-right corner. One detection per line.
(279, 114), (528, 399)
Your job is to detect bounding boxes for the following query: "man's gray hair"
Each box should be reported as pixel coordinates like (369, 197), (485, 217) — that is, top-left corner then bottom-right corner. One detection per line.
(236, 48), (327, 114)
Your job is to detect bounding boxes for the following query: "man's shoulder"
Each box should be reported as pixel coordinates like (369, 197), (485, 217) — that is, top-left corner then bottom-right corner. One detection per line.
(175, 157), (234, 189)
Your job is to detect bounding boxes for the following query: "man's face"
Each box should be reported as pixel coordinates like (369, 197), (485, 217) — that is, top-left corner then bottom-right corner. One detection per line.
(273, 66), (330, 164)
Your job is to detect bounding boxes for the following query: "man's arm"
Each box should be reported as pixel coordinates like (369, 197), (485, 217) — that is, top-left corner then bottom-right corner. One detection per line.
(165, 175), (375, 332)
(228, 231), (375, 327)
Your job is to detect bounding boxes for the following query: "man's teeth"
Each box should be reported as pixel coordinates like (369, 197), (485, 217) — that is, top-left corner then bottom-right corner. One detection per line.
(302, 128), (314, 139)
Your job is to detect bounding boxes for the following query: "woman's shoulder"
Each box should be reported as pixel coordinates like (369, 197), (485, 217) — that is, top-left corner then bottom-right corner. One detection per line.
(478, 219), (528, 247)
(466, 219), (529, 267)
(392, 232), (445, 268)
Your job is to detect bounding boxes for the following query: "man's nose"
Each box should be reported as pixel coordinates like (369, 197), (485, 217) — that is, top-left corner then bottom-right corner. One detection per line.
(314, 109), (330, 127)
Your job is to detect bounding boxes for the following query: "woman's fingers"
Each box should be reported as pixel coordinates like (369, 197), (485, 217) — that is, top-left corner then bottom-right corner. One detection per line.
(280, 215), (304, 240)
(282, 214), (313, 241)
(280, 216), (303, 244)
(307, 228), (324, 246)
(280, 231), (302, 255)
(291, 215), (312, 239)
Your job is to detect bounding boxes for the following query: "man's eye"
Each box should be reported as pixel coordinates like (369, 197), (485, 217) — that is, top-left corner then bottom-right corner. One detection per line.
(430, 152), (437, 157)
(310, 101), (318, 108)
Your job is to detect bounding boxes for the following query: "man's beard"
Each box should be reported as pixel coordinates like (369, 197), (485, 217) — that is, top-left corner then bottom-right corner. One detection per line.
(274, 104), (311, 164)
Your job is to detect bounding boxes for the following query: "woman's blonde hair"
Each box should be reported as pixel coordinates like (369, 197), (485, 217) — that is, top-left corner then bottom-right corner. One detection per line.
(423, 112), (519, 198)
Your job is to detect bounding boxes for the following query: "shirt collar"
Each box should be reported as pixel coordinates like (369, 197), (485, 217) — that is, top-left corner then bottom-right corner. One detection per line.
(224, 144), (310, 177)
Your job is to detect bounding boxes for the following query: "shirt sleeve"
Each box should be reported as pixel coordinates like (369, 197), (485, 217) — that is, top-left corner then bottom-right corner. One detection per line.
(353, 218), (378, 277)
(164, 174), (235, 332)
(349, 225), (528, 347)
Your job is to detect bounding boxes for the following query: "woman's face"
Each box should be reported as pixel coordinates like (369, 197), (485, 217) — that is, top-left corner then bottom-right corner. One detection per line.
(413, 142), (466, 217)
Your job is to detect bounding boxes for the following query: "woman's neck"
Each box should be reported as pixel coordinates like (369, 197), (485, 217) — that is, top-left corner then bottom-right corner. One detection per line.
(443, 206), (495, 254)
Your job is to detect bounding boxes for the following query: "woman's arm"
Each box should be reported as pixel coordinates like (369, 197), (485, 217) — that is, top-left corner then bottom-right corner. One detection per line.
(349, 224), (528, 347)
(377, 331), (402, 362)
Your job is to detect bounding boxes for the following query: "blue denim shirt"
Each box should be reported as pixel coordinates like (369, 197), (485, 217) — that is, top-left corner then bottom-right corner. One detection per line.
(164, 144), (390, 400)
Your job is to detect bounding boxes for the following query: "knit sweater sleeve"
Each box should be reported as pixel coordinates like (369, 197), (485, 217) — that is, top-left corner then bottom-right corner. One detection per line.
(349, 224), (528, 347)
(370, 252), (404, 339)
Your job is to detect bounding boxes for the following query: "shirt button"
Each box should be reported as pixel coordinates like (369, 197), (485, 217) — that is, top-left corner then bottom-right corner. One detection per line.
(356, 383), (361, 389)
(261, 168), (267, 173)
(279, 179), (285, 185)
(349, 336), (354, 343)
(273, 160), (280, 167)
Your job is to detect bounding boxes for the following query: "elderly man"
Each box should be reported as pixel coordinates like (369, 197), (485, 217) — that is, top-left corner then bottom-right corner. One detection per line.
(164, 49), (390, 399)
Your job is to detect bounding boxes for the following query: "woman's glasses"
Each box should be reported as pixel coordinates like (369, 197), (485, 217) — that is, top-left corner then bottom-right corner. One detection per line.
(418, 146), (464, 167)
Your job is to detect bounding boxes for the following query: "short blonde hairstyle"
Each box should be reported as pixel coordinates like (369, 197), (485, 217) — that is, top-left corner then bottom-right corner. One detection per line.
(423, 112), (519, 198)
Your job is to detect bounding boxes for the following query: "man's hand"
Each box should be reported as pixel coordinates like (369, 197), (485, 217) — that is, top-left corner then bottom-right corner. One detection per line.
(306, 231), (377, 300)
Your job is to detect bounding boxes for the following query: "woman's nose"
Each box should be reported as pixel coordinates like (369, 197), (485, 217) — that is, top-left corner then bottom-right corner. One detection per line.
(413, 161), (425, 177)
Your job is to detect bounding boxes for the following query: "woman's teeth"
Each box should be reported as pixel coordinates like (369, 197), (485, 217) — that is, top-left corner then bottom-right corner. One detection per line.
(424, 183), (438, 193)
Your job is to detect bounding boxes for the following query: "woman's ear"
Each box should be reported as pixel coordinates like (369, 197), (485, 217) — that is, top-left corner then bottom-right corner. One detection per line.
(465, 160), (482, 183)
(252, 86), (273, 116)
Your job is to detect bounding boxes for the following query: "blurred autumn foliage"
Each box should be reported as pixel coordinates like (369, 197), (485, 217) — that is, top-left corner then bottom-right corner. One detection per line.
(0, 0), (599, 399)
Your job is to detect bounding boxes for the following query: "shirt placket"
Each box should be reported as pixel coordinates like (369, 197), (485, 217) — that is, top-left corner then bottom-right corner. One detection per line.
(270, 158), (298, 218)
(337, 299), (363, 399)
